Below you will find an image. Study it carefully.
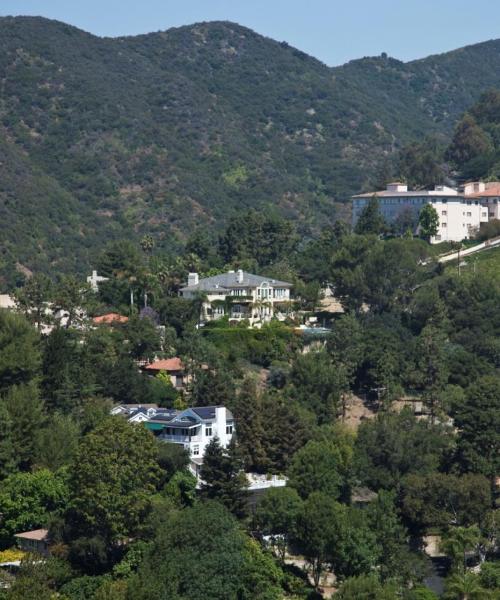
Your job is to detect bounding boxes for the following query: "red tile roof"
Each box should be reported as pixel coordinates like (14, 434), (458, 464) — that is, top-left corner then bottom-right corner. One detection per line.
(14, 529), (48, 541)
(145, 357), (184, 372)
(474, 185), (500, 197)
(93, 313), (129, 324)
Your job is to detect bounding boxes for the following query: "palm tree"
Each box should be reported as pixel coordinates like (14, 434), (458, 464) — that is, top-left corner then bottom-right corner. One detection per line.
(441, 526), (481, 574)
(444, 572), (488, 600)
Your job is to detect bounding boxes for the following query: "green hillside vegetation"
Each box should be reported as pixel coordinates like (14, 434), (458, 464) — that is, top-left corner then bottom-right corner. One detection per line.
(0, 228), (498, 598)
(3, 17), (500, 284)
(446, 243), (500, 284)
(447, 89), (500, 180)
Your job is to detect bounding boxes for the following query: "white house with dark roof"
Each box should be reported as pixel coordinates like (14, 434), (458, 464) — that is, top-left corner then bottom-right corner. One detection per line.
(179, 269), (292, 325)
(144, 405), (235, 461)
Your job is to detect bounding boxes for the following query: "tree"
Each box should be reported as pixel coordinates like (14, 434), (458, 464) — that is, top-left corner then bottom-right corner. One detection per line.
(52, 275), (91, 329)
(156, 440), (189, 487)
(447, 114), (494, 169)
(440, 526), (481, 574)
(355, 196), (386, 235)
(232, 376), (268, 472)
(0, 469), (69, 549)
(455, 376), (500, 489)
(367, 490), (412, 582)
(65, 417), (160, 548)
(124, 315), (160, 360)
(162, 471), (197, 508)
(288, 438), (352, 500)
(0, 309), (41, 392)
(14, 273), (53, 331)
(418, 203), (439, 241)
(254, 486), (302, 562)
(289, 350), (341, 424)
(0, 401), (16, 480)
(397, 137), (446, 189)
(293, 492), (338, 588)
(443, 571), (486, 600)
(199, 437), (248, 519)
(219, 210), (298, 267)
(416, 323), (449, 422)
(34, 413), (80, 471)
(41, 327), (86, 413)
(3, 383), (45, 471)
(130, 501), (282, 600)
(261, 394), (314, 473)
(354, 409), (453, 491)
(190, 366), (235, 408)
(401, 473), (492, 533)
(327, 314), (364, 419)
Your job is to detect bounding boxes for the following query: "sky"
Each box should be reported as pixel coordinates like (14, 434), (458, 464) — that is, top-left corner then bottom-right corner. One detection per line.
(0, 0), (498, 66)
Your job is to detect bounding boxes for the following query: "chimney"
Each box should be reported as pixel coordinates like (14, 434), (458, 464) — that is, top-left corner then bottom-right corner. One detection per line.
(237, 269), (244, 283)
(188, 273), (199, 287)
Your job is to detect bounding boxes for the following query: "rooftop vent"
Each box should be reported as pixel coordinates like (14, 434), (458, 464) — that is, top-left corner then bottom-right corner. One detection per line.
(237, 269), (244, 283)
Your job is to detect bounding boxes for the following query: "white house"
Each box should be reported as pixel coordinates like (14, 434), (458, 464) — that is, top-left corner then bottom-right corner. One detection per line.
(352, 182), (491, 243)
(145, 405), (235, 460)
(179, 270), (292, 325)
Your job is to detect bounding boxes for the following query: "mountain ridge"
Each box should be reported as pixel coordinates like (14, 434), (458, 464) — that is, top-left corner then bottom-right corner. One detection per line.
(1, 16), (500, 284)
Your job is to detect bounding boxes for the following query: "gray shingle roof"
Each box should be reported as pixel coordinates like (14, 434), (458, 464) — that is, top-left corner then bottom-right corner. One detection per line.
(180, 271), (292, 293)
(148, 406), (234, 425)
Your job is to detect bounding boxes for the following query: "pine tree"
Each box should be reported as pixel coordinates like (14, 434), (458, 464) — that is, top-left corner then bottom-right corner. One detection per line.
(354, 196), (386, 235)
(200, 437), (248, 519)
(0, 401), (16, 479)
(232, 377), (268, 473)
(3, 383), (45, 471)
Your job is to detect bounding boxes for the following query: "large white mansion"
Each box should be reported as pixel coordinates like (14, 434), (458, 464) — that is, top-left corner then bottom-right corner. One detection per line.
(180, 269), (292, 325)
(352, 181), (500, 243)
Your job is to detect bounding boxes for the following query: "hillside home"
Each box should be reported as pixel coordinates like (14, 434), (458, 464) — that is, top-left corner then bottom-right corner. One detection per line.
(179, 270), (292, 325)
(14, 529), (50, 556)
(143, 357), (187, 389)
(352, 182), (492, 243)
(145, 405), (234, 464)
(111, 404), (160, 422)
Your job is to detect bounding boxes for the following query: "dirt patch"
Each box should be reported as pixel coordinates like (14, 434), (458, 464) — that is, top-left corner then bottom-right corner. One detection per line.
(341, 393), (377, 430)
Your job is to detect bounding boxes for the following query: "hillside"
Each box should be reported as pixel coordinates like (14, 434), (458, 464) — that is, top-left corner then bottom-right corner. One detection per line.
(1, 16), (500, 283)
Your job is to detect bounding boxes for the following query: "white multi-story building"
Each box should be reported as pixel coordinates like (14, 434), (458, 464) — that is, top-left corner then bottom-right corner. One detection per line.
(465, 181), (500, 220)
(180, 270), (292, 325)
(352, 182), (492, 243)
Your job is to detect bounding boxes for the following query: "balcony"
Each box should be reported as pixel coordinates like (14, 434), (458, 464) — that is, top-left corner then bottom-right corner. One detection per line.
(158, 433), (201, 444)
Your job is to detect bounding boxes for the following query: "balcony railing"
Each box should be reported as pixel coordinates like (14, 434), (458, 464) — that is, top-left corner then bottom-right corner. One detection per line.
(158, 434), (201, 444)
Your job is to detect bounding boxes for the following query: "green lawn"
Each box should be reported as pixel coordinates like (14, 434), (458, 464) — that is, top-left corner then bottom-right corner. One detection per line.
(445, 244), (500, 284)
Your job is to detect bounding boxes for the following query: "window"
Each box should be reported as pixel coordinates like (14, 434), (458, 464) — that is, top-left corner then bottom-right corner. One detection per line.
(435, 235), (441, 241)
(226, 424), (233, 435)
(441, 210), (447, 216)
(192, 445), (199, 456)
(205, 426), (212, 437)
(441, 223), (447, 228)
(467, 212), (472, 217)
